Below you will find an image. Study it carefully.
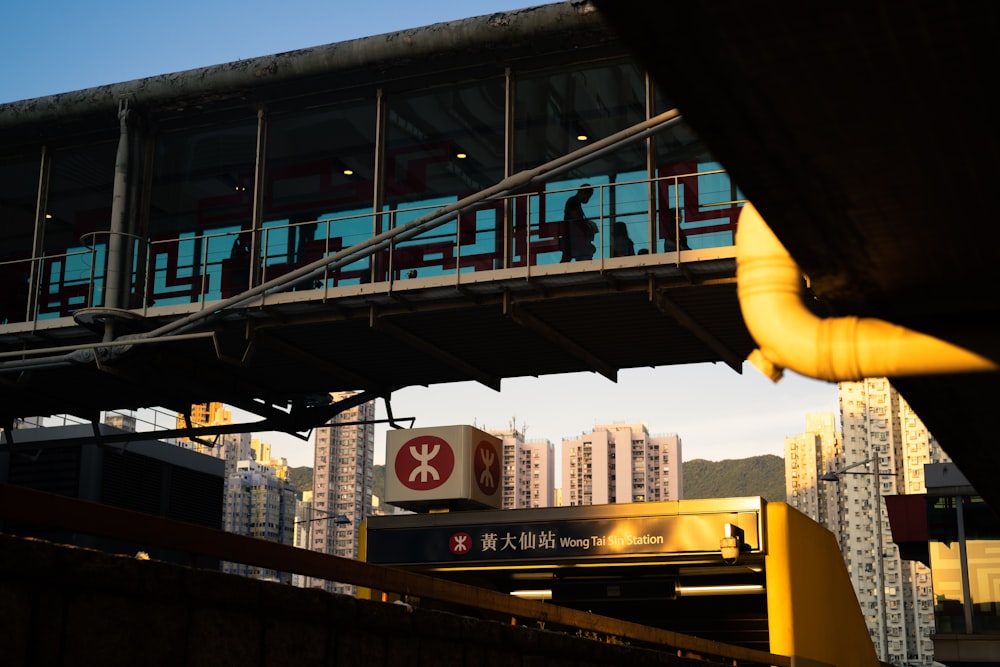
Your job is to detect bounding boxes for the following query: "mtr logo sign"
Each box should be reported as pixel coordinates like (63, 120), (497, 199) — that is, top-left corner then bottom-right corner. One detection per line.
(394, 435), (455, 491)
(386, 426), (502, 511)
(472, 440), (500, 496)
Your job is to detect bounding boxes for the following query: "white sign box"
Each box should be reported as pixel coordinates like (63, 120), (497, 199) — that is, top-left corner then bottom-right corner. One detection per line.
(385, 425), (502, 511)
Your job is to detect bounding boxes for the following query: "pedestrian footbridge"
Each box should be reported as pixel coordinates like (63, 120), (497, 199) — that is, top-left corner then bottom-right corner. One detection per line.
(0, 168), (753, 439)
(0, 2), (757, 438)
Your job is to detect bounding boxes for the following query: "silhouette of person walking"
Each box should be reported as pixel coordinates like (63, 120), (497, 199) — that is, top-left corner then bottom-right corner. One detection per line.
(225, 232), (252, 297)
(295, 217), (318, 266)
(560, 184), (597, 262)
(611, 221), (635, 257)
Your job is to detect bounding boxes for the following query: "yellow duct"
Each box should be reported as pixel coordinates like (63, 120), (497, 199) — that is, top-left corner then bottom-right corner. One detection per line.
(735, 203), (998, 382)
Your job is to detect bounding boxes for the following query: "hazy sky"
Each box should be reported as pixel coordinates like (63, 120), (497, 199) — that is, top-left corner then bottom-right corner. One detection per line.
(3, 1), (841, 467)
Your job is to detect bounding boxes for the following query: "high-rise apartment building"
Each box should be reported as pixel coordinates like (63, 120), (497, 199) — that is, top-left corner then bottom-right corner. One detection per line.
(175, 402), (251, 476)
(303, 391), (375, 595)
(222, 460), (297, 583)
(560, 423), (681, 506)
(491, 428), (555, 509)
(785, 379), (946, 666)
(171, 404), (298, 583)
(292, 490), (314, 589)
(785, 412), (841, 534)
(251, 437), (289, 480)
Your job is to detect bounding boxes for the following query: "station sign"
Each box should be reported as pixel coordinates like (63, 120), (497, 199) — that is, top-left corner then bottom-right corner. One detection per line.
(385, 425), (502, 511)
(366, 511), (761, 565)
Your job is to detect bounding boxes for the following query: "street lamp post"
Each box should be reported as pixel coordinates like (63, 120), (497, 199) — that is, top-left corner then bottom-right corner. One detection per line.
(291, 506), (353, 590)
(294, 512), (352, 525)
(293, 506), (351, 552)
(821, 456), (887, 660)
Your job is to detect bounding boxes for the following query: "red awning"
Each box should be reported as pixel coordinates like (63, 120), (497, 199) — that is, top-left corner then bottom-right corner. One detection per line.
(884, 494), (930, 566)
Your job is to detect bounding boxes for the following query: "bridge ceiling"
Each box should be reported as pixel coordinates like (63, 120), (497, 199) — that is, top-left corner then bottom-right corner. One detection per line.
(0, 258), (754, 434)
(593, 0), (1000, 510)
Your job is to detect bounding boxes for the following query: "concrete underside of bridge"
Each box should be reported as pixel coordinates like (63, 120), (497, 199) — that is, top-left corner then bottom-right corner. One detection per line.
(593, 0), (1000, 512)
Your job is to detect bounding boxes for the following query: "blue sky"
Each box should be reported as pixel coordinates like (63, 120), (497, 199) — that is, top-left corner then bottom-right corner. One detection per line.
(1, 0), (542, 103)
(1, 1), (841, 467)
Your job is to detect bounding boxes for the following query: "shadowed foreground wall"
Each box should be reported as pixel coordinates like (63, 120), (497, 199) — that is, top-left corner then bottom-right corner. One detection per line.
(0, 534), (701, 666)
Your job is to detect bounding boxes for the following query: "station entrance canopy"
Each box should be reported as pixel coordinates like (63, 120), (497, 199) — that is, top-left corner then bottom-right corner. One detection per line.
(365, 498), (879, 664)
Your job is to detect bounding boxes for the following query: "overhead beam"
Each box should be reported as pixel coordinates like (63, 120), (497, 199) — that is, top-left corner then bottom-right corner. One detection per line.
(92, 348), (285, 422)
(0, 372), (126, 427)
(297, 389), (385, 429)
(507, 305), (618, 382)
(254, 330), (385, 395)
(650, 281), (744, 373)
(374, 318), (501, 391)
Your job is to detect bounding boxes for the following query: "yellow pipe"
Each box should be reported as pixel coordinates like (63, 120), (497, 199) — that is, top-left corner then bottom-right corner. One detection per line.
(735, 203), (998, 382)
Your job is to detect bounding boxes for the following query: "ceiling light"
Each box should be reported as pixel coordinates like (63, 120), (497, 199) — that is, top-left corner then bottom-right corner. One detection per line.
(510, 589), (552, 600)
(676, 583), (764, 597)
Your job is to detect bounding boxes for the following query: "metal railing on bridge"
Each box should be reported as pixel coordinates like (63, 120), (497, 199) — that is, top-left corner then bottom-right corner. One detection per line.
(0, 170), (743, 326)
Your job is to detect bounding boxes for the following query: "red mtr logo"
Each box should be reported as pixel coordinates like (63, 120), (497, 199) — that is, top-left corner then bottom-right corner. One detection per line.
(473, 440), (500, 496)
(449, 532), (472, 555)
(394, 435), (455, 491)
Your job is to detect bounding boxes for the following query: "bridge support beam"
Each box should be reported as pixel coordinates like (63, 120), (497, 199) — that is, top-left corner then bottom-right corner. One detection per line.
(507, 305), (617, 382)
(650, 280), (744, 373)
(375, 317), (501, 391)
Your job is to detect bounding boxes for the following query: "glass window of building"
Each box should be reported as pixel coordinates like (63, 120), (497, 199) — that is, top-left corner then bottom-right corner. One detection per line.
(383, 77), (506, 279)
(514, 59), (646, 263)
(928, 493), (1000, 634)
(40, 140), (119, 318)
(652, 86), (740, 251)
(262, 100), (378, 287)
(148, 117), (258, 305)
(0, 153), (40, 323)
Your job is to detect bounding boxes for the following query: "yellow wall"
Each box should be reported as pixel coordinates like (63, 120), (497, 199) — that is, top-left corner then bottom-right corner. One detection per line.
(765, 502), (879, 666)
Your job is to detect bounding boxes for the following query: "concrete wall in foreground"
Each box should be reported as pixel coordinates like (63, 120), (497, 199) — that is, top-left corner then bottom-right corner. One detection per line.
(0, 534), (697, 666)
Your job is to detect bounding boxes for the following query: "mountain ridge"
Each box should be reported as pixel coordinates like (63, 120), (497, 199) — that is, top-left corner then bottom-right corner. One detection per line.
(287, 454), (784, 503)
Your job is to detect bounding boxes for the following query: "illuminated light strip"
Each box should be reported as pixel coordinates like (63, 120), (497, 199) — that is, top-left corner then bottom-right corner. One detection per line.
(510, 589), (553, 601)
(675, 584), (765, 597)
(428, 559), (718, 574)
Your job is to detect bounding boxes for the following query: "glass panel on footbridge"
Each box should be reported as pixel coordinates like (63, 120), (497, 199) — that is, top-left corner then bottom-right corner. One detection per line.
(513, 59), (647, 266)
(39, 140), (118, 318)
(653, 88), (743, 252)
(383, 78), (506, 280)
(260, 101), (378, 289)
(0, 154), (41, 324)
(148, 117), (258, 306)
